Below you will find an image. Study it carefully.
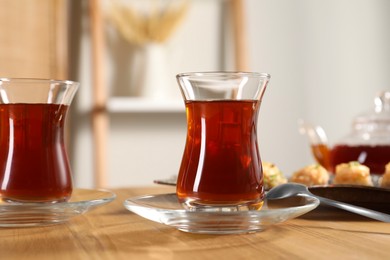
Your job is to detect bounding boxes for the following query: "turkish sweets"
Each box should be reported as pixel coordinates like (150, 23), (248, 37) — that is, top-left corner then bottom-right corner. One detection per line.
(290, 164), (329, 186)
(333, 161), (373, 186)
(262, 162), (287, 190)
(379, 162), (390, 188)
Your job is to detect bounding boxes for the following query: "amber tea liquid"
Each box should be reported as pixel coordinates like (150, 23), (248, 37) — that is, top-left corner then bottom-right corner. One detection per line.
(176, 100), (264, 209)
(0, 103), (72, 202)
(312, 143), (390, 174)
(331, 144), (390, 174)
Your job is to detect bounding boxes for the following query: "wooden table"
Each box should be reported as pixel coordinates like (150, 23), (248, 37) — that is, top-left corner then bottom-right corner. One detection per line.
(1, 186), (390, 259)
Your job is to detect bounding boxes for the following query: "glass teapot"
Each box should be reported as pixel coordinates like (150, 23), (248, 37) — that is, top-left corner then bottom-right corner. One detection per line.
(300, 91), (390, 174)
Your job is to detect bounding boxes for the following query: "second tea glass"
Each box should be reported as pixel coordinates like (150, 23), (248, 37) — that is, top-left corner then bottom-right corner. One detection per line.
(176, 72), (270, 211)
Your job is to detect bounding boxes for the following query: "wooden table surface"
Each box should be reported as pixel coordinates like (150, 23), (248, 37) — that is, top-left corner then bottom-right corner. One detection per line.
(1, 185), (390, 260)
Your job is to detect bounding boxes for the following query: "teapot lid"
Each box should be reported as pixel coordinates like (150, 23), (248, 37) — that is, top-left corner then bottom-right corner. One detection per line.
(351, 91), (390, 142)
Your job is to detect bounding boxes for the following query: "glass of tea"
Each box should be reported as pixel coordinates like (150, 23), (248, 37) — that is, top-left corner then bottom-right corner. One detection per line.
(176, 72), (270, 211)
(0, 78), (79, 203)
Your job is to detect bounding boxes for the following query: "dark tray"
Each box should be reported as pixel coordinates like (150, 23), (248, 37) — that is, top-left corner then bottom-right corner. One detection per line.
(309, 185), (390, 214)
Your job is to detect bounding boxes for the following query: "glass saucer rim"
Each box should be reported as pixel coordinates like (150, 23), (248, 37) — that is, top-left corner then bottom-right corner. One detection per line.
(123, 193), (319, 234)
(0, 188), (116, 227)
(124, 193), (319, 215)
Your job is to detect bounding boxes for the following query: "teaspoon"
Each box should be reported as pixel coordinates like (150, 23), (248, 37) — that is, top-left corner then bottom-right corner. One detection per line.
(266, 183), (390, 222)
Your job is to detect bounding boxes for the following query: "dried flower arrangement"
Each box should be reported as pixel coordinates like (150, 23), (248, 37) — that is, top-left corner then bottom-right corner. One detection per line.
(109, 0), (189, 46)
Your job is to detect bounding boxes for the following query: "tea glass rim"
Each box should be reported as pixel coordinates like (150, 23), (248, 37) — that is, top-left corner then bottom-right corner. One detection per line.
(0, 77), (79, 105)
(176, 71), (271, 79)
(0, 77), (79, 85)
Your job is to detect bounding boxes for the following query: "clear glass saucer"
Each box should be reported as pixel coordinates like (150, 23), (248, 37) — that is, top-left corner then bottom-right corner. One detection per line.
(124, 193), (319, 234)
(0, 189), (116, 227)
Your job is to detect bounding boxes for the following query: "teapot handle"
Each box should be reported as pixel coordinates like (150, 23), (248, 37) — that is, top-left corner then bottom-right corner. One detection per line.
(298, 119), (328, 145)
(375, 91), (390, 112)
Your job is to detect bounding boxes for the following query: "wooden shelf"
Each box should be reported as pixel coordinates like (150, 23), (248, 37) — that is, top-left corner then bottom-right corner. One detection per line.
(107, 97), (185, 113)
(90, 0), (246, 187)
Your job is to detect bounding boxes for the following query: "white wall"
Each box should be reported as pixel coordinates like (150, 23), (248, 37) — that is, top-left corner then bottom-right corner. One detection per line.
(247, 0), (390, 174)
(71, 0), (390, 188)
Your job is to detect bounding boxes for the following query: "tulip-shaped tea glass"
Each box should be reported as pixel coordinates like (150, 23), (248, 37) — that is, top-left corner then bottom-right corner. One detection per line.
(176, 72), (270, 211)
(0, 78), (79, 203)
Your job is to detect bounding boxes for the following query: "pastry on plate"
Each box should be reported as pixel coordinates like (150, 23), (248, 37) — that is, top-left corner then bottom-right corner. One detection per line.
(290, 164), (329, 186)
(333, 161), (373, 186)
(379, 162), (390, 188)
(262, 162), (287, 190)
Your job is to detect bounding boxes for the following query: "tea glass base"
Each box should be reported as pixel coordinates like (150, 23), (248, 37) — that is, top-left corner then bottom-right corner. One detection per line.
(181, 198), (264, 212)
(1, 197), (69, 204)
(1, 189), (72, 204)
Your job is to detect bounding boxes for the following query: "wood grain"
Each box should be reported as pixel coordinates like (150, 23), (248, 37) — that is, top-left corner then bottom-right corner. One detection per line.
(89, 0), (108, 188)
(1, 186), (390, 259)
(0, 0), (68, 79)
(229, 0), (249, 71)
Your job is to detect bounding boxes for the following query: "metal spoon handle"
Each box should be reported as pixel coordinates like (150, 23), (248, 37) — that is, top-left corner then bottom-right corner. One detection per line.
(316, 196), (390, 223)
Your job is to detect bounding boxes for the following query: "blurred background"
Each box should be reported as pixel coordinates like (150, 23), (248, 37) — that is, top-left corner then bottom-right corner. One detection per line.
(1, 0), (389, 188)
